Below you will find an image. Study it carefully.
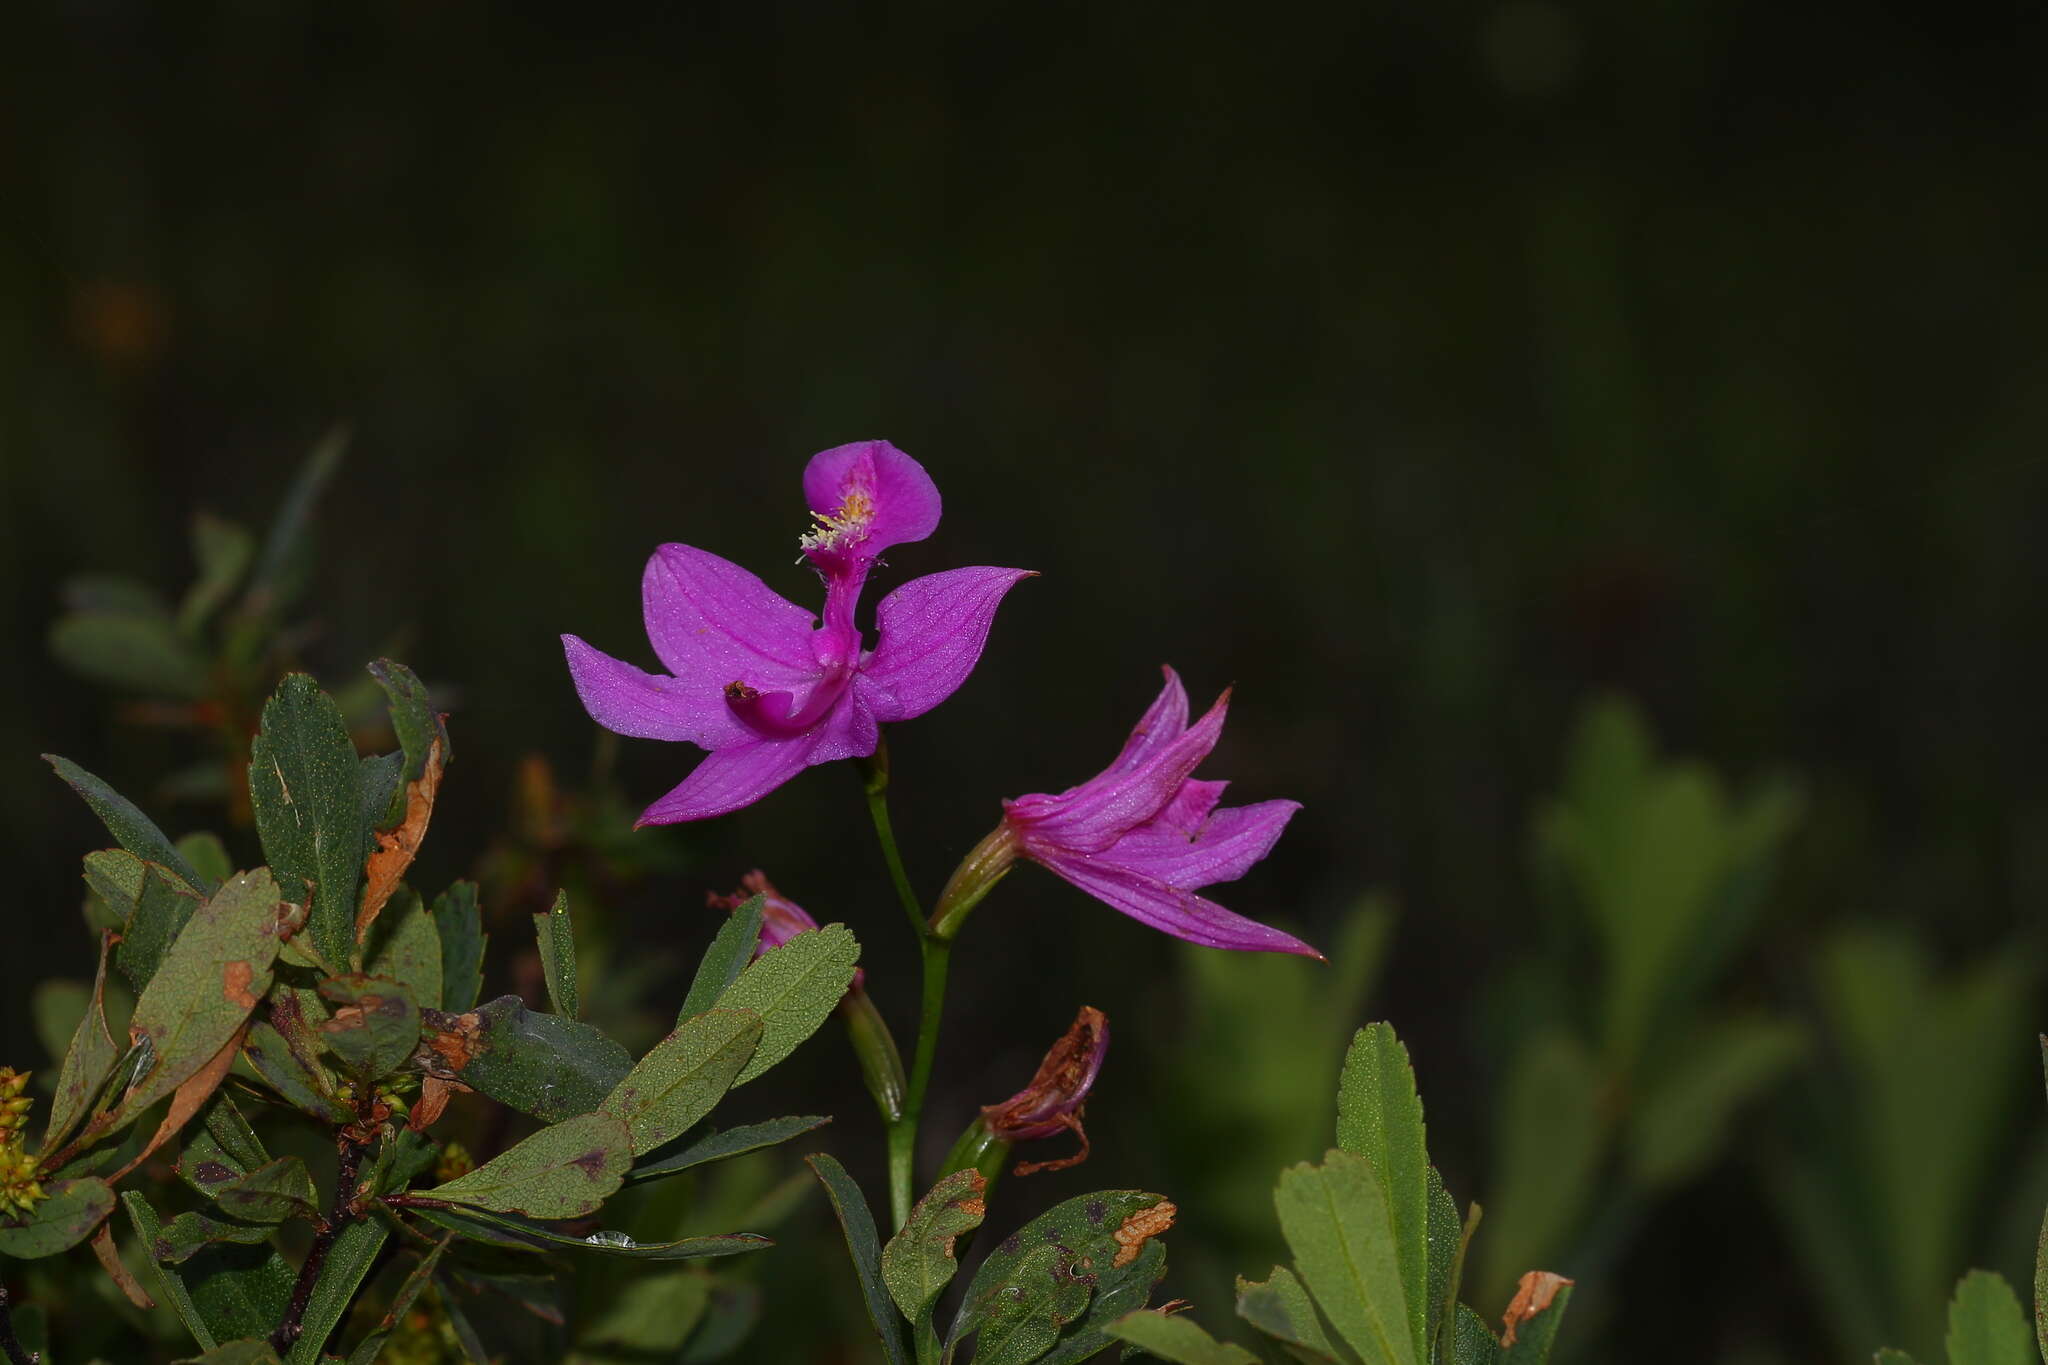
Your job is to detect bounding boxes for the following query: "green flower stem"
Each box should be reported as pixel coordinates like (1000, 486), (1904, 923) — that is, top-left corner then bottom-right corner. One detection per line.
(858, 739), (929, 943)
(885, 932), (952, 1229)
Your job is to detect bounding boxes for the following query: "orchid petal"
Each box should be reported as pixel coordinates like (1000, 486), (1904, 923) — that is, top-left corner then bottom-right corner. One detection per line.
(1033, 850), (1321, 958)
(562, 634), (748, 748)
(857, 566), (1036, 722)
(1105, 667), (1191, 776)
(635, 732), (824, 826)
(801, 440), (942, 557)
(1007, 691), (1229, 852)
(1106, 799), (1302, 890)
(1151, 779), (1230, 834)
(808, 687), (880, 763)
(642, 544), (820, 687)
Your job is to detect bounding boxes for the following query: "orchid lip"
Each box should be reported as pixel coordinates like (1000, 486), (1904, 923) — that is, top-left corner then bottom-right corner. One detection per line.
(724, 664), (853, 738)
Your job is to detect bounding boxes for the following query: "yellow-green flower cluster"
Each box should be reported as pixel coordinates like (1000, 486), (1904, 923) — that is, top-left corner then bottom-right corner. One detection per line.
(0, 1068), (45, 1220)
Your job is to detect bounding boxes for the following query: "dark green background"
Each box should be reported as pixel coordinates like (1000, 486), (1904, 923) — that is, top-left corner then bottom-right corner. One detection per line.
(3, 4), (2045, 1360)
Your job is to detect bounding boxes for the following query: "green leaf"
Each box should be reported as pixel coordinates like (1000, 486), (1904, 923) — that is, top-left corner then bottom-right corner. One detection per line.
(49, 608), (210, 697)
(1476, 1034), (1603, 1311)
(627, 1113), (833, 1185)
(1106, 1311), (1262, 1364)
(431, 881), (488, 1013)
(342, 1234), (451, 1365)
(534, 890), (580, 1018)
(681, 895), (765, 1022)
(243, 1018), (350, 1122)
(0, 1177), (114, 1257)
(365, 890), (444, 1011)
(200, 1156), (322, 1224)
(1498, 1278), (1572, 1364)
(178, 1339), (283, 1364)
(680, 1280), (765, 1361)
(408, 1203), (770, 1259)
(951, 1190), (1176, 1362)
(1275, 1150), (1415, 1365)
(1335, 1024), (1430, 1359)
(600, 1008), (762, 1155)
(1424, 1167), (1460, 1353)
(1874, 1352), (1922, 1365)
(247, 674), (364, 970)
(282, 1215), (388, 1365)
(806, 1153), (912, 1365)
(111, 858), (206, 994)
(62, 572), (167, 615)
(47, 755), (211, 889)
(247, 426), (346, 614)
(1036, 1236), (1171, 1365)
(126, 1191), (221, 1350)
(315, 974), (421, 1081)
(152, 1211), (277, 1263)
(711, 924), (860, 1085)
(1626, 1013), (1804, 1190)
(179, 510), (256, 633)
(882, 1168), (987, 1330)
(1944, 1271), (2032, 1365)
(422, 995), (631, 1122)
(177, 832), (236, 887)
(419, 1109), (633, 1218)
(114, 869), (286, 1128)
(1450, 1305), (1496, 1365)
(367, 659), (449, 822)
(42, 929), (120, 1157)
(2036, 1199), (2048, 1365)
(584, 1269), (712, 1352)
(1236, 1265), (1341, 1362)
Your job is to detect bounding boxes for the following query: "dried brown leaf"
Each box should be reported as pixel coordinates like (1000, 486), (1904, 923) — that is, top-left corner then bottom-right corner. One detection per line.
(1113, 1199), (1177, 1268)
(91, 1215), (155, 1308)
(109, 1024), (246, 1183)
(355, 736), (444, 941)
(1501, 1270), (1574, 1346)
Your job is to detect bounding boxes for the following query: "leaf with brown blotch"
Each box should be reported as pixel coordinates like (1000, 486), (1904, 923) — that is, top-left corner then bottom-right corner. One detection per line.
(110, 1023), (247, 1183)
(91, 1220), (155, 1309)
(1501, 1271), (1574, 1347)
(356, 736), (445, 942)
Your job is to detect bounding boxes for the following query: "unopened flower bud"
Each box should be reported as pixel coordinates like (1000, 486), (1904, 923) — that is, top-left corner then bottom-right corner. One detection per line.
(435, 1141), (475, 1183)
(710, 871), (864, 990)
(979, 1006), (1108, 1175)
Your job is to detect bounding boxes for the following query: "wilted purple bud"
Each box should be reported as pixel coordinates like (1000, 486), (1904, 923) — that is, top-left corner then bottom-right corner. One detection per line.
(709, 870), (864, 990)
(980, 1005), (1108, 1175)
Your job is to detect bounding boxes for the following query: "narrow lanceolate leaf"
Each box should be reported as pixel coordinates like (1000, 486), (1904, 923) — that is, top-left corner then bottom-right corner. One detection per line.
(1105, 1311), (1261, 1364)
(712, 924), (860, 1085)
(317, 975), (422, 1081)
(1236, 1266), (1340, 1362)
(46, 755), (210, 889)
(368, 660), (450, 817)
(806, 1153), (911, 1365)
(247, 674), (364, 969)
(882, 1168), (987, 1326)
(179, 509), (256, 632)
(1498, 1273), (1574, 1363)
(407, 1204), (770, 1260)
(87, 853), (203, 993)
(1451, 1305), (1497, 1365)
(1276, 1151), (1416, 1365)
(283, 1216), (389, 1365)
(0, 1178), (115, 1257)
(1945, 1270), (2033, 1365)
(1335, 1023), (1430, 1359)
(248, 426), (346, 613)
(418, 996), (631, 1122)
(1874, 1352), (1922, 1365)
(357, 731), (445, 943)
(2036, 1202), (2048, 1364)
(365, 890), (443, 1011)
(951, 1190), (1177, 1361)
(43, 929), (120, 1157)
(534, 890), (580, 1017)
(600, 1009), (763, 1155)
(680, 895), (765, 1022)
(50, 606), (209, 697)
(419, 1109), (633, 1218)
(344, 1234), (452, 1365)
(112, 869), (288, 1131)
(151, 1211), (276, 1263)
(1425, 1167), (1463, 1353)
(186, 1341), (282, 1364)
(627, 1114), (833, 1185)
(431, 881), (487, 1013)
(124, 1191), (220, 1351)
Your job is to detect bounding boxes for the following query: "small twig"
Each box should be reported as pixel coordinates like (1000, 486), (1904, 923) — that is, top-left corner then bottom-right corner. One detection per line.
(269, 1135), (367, 1353)
(0, 1281), (40, 1365)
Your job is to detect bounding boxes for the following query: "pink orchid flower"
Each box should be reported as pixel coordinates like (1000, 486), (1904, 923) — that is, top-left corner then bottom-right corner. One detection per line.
(708, 869), (865, 990)
(562, 441), (1032, 824)
(997, 667), (1318, 957)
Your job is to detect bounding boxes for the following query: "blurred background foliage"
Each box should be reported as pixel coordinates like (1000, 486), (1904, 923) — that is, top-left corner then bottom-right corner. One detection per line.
(3, 3), (2046, 1360)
